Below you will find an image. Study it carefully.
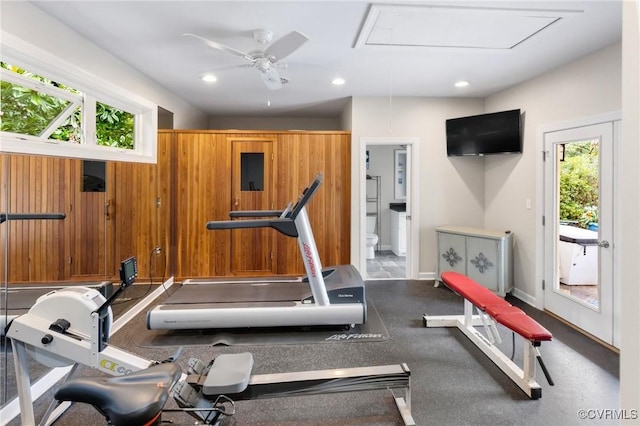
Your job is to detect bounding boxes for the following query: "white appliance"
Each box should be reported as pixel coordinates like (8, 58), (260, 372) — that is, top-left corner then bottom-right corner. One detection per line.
(366, 214), (379, 259)
(558, 225), (598, 285)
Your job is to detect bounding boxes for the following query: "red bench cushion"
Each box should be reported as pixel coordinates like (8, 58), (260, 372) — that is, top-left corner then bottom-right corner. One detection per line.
(441, 271), (511, 310)
(493, 311), (553, 342)
(441, 271), (553, 342)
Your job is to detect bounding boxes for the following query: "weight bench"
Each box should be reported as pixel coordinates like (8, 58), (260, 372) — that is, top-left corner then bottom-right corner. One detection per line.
(423, 271), (554, 399)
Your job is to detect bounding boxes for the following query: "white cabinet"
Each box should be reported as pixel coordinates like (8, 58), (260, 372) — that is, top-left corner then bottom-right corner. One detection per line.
(436, 225), (513, 296)
(391, 210), (406, 256)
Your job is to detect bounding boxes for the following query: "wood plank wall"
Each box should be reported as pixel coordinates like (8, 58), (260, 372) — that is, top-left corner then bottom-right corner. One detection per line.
(0, 130), (351, 284)
(169, 130), (351, 280)
(1, 155), (70, 283)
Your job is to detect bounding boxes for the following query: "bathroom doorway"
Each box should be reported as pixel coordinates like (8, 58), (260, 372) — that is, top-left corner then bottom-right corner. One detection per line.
(361, 138), (418, 280)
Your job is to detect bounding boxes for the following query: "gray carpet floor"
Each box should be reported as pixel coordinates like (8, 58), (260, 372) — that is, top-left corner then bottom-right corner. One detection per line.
(2, 280), (619, 425)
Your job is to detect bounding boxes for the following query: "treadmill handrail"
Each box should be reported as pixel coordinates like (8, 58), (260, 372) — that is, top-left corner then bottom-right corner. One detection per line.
(288, 173), (322, 220)
(0, 213), (66, 224)
(207, 173), (323, 238)
(229, 210), (283, 218)
(206, 218), (298, 238)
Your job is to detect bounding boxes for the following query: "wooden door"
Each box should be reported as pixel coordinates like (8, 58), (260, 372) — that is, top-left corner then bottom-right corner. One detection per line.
(230, 138), (275, 275)
(69, 160), (115, 280)
(110, 160), (159, 282)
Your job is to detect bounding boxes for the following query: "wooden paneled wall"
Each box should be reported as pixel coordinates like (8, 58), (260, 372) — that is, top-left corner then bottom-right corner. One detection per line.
(1, 130), (351, 284)
(0, 155), (70, 283)
(167, 130), (351, 280)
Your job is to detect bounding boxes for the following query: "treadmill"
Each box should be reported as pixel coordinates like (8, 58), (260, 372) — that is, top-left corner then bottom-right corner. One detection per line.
(146, 173), (367, 330)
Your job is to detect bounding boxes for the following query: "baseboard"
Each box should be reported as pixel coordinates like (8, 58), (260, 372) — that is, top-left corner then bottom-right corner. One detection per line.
(544, 309), (620, 353)
(418, 272), (437, 280)
(511, 287), (536, 307)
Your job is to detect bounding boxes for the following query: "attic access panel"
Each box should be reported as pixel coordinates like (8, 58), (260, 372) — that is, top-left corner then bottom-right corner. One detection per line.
(355, 4), (581, 50)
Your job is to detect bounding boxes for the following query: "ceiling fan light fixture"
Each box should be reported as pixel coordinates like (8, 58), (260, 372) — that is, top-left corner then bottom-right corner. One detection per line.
(186, 30), (308, 90)
(332, 77), (346, 86)
(201, 74), (217, 83)
(253, 29), (274, 44)
(454, 80), (469, 88)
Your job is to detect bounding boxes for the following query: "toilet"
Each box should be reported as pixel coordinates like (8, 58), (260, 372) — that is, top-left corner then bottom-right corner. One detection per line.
(366, 214), (379, 259)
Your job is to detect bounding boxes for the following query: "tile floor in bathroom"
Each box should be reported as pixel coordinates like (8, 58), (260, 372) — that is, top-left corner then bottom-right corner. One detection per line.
(366, 250), (406, 279)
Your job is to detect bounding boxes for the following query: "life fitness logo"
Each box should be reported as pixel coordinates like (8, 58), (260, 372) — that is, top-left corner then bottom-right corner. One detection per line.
(303, 243), (317, 278)
(100, 359), (134, 376)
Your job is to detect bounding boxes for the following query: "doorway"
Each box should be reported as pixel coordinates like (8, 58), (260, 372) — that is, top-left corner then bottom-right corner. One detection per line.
(360, 137), (418, 280)
(230, 138), (275, 276)
(542, 116), (619, 346)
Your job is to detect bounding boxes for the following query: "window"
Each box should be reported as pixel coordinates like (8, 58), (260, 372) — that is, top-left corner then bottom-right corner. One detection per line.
(0, 31), (157, 163)
(1, 63), (83, 143)
(240, 153), (265, 191)
(82, 160), (106, 192)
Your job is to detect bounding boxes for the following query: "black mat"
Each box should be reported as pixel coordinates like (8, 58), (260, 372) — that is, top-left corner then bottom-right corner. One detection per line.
(135, 300), (388, 347)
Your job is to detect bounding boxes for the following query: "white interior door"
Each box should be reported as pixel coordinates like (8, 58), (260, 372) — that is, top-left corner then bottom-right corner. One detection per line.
(543, 122), (615, 344)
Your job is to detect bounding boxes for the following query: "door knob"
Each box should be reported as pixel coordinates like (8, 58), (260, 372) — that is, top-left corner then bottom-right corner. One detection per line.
(598, 240), (610, 248)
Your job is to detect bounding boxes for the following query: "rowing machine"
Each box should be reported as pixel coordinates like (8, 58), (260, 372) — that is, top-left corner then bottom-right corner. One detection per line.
(6, 257), (415, 425)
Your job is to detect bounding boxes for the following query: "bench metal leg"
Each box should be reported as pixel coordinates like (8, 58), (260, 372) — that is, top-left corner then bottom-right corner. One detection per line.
(423, 312), (544, 399)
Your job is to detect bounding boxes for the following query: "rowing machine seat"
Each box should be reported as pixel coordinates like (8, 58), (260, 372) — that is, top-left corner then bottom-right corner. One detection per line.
(54, 363), (181, 426)
(203, 352), (254, 396)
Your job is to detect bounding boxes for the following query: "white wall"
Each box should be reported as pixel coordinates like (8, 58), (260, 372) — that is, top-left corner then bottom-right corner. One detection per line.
(620, 0), (640, 419)
(350, 44), (621, 293)
(484, 43), (622, 300)
(340, 99), (353, 130)
(350, 96), (486, 275)
(208, 115), (342, 130)
(1, 2), (208, 129)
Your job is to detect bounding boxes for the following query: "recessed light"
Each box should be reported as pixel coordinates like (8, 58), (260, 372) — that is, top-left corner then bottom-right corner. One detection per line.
(202, 74), (217, 83)
(332, 77), (346, 86)
(454, 80), (469, 88)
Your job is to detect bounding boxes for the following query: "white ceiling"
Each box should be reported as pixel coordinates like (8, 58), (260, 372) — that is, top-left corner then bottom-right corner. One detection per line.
(31, 1), (622, 118)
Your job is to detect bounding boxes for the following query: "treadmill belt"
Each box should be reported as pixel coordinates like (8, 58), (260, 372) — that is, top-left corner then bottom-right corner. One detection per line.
(166, 281), (312, 304)
(134, 300), (388, 347)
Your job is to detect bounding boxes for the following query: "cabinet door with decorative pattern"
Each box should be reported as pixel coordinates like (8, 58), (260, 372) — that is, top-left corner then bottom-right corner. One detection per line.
(466, 237), (499, 291)
(438, 232), (466, 277)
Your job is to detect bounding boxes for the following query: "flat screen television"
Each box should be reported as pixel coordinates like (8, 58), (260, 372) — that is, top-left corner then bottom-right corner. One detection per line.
(446, 109), (522, 156)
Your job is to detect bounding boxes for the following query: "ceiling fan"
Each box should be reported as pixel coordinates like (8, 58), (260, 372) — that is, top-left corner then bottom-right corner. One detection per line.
(184, 29), (309, 90)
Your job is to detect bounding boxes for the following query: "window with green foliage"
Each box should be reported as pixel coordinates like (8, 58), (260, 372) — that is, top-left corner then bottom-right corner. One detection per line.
(559, 140), (599, 229)
(1, 62), (83, 142)
(96, 102), (134, 149)
(1, 63), (135, 149)
(1, 31), (157, 163)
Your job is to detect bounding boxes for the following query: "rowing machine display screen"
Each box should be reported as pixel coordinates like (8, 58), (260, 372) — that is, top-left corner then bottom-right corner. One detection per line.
(120, 257), (138, 287)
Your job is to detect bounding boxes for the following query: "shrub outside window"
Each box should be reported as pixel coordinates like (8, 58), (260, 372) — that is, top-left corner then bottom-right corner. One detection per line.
(0, 31), (156, 163)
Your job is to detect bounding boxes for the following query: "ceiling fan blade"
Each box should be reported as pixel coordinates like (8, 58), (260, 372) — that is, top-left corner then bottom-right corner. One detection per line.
(261, 67), (283, 90)
(264, 31), (309, 63)
(183, 33), (255, 62)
